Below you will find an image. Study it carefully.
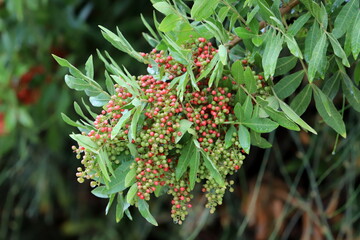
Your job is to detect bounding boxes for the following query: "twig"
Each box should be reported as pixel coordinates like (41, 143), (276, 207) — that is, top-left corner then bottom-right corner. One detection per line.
(227, 0), (300, 48)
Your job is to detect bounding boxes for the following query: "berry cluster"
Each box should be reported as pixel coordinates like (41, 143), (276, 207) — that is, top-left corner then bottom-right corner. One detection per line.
(72, 37), (268, 224)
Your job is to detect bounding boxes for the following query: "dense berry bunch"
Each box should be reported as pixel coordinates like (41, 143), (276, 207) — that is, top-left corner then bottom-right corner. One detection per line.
(72, 37), (270, 224)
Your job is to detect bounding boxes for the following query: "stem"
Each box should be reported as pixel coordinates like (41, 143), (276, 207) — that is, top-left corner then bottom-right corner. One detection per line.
(227, 0), (300, 48)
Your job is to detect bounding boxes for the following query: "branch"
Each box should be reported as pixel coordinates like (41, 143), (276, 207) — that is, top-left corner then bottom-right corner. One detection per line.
(227, 0), (300, 48)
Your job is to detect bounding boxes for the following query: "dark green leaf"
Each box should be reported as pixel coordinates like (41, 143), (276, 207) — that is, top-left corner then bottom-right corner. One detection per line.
(105, 194), (116, 215)
(115, 193), (125, 223)
(308, 32), (327, 82)
(290, 84), (313, 116)
(244, 67), (257, 94)
(189, 140), (200, 190)
(126, 183), (137, 204)
(175, 140), (197, 180)
(61, 113), (86, 128)
(191, 0), (220, 20)
(323, 71), (341, 99)
(91, 186), (109, 198)
(243, 96), (253, 120)
(234, 102), (245, 121)
(98, 149), (112, 182)
(234, 27), (256, 39)
(238, 125), (250, 154)
(341, 72), (360, 112)
(85, 55), (94, 79)
(274, 56), (298, 77)
(274, 70), (304, 99)
(158, 14), (181, 32)
(332, 0), (358, 39)
(263, 106), (300, 131)
(262, 30), (283, 79)
(231, 60), (244, 84)
(111, 110), (133, 139)
(328, 33), (350, 67)
(138, 199), (158, 226)
(106, 160), (133, 194)
(351, 11), (360, 59)
(125, 168), (136, 188)
(288, 13), (311, 36)
(312, 85), (346, 137)
(250, 130), (272, 148)
(304, 22), (321, 62)
(284, 34), (303, 59)
(243, 117), (279, 133)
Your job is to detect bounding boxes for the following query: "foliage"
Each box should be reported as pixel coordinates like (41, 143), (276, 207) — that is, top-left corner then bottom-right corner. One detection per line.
(56, 0), (360, 234)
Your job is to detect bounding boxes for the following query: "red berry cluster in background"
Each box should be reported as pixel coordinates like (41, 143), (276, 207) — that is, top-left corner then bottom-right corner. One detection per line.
(72, 37), (272, 224)
(0, 112), (5, 136)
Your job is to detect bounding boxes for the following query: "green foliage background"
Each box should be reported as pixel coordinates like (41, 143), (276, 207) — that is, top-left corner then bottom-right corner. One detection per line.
(1, 0), (360, 239)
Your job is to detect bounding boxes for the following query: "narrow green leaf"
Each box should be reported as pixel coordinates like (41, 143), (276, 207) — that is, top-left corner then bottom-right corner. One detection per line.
(61, 113), (86, 128)
(158, 14), (181, 32)
(218, 45), (227, 65)
(290, 84), (313, 116)
(111, 110), (133, 139)
(175, 119), (193, 143)
(243, 117), (279, 133)
(217, 6), (230, 22)
(89, 92), (111, 107)
(85, 55), (94, 79)
(91, 186), (109, 198)
(308, 32), (327, 82)
(189, 140), (200, 190)
(274, 56), (298, 77)
(176, 140), (197, 180)
(64, 75), (88, 91)
(354, 61), (360, 85)
(279, 99), (317, 134)
(234, 102), (245, 121)
(153, 1), (176, 16)
(284, 34), (303, 59)
(105, 194), (116, 215)
(243, 96), (253, 120)
(341, 72), (360, 112)
(250, 130), (272, 148)
(238, 125), (251, 154)
(332, 0), (358, 39)
(323, 71), (341, 99)
(256, 0), (280, 27)
(99, 149), (113, 182)
(115, 194), (125, 223)
(312, 85), (346, 137)
(244, 67), (257, 94)
(70, 134), (99, 153)
(262, 31), (283, 79)
(234, 27), (256, 39)
(274, 70), (304, 99)
(125, 168), (136, 188)
(138, 199), (158, 226)
(200, 150), (225, 187)
(288, 12), (311, 36)
(231, 60), (244, 84)
(107, 160), (132, 194)
(263, 106), (300, 131)
(351, 11), (360, 59)
(126, 183), (137, 204)
(225, 125), (236, 149)
(304, 22), (321, 62)
(191, 0), (220, 20)
(328, 33), (350, 67)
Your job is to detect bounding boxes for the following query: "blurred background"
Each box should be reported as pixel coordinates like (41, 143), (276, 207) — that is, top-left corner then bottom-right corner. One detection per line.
(0, 0), (359, 239)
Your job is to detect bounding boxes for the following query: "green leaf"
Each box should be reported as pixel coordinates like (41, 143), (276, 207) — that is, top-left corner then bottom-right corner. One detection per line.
(64, 75), (88, 91)
(158, 14), (181, 32)
(126, 183), (138, 204)
(243, 96), (253, 120)
(70, 134), (99, 153)
(341, 72), (360, 112)
(175, 140), (198, 180)
(105, 194), (116, 215)
(256, 0), (280, 27)
(225, 125), (236, 149)
(191, 0), (220, 20)
(354, 61), (360, 85)
(243, 117), (279, 133)
(131, 103), (145, 139)
(274, 56), (298, 77)
(262, 106), (300, 131)
(125, 168), (136, 188)
(312, 85), (346, 137)
(231, 60), (244, 84)
(274, 70), (304, 99)
(111, 110), (133, 139)
(234, 102), (245, 121)
(304, 22), (321, 62)
(250, 130), (272, 148)
(217, 6), (230, 22)
(327, 33), (350, 67)
(238, 125), (250, 154)
(323, 71), (341, 100)
(85, 55), (94, 79)
(106, 160), (133, 194)
(175, 119), (193, 143)
(91, 186), (109, 198)
(115, 194), (125, 223)
(200, 150), (225, 187)
(89, 92), (110, 107)
(308, 32), (327, 82)
(138, 199), (158, 226)
(332, 0), (358, 39)
(244, 67), (257, 94)
(98, 149), (112, 182)
(288, 12), (311, 36)
(290, 84), (313, 116)
(284, 34), (303, 59)
(218, 45), (228, 65)
(61, 113), (86, 128)
(234, 27), (256, 39)
(351, 11), (360, 59)
(262, 30), (283, 79)
(153, 1), (176, 15)
(279, 99), (317, 134)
